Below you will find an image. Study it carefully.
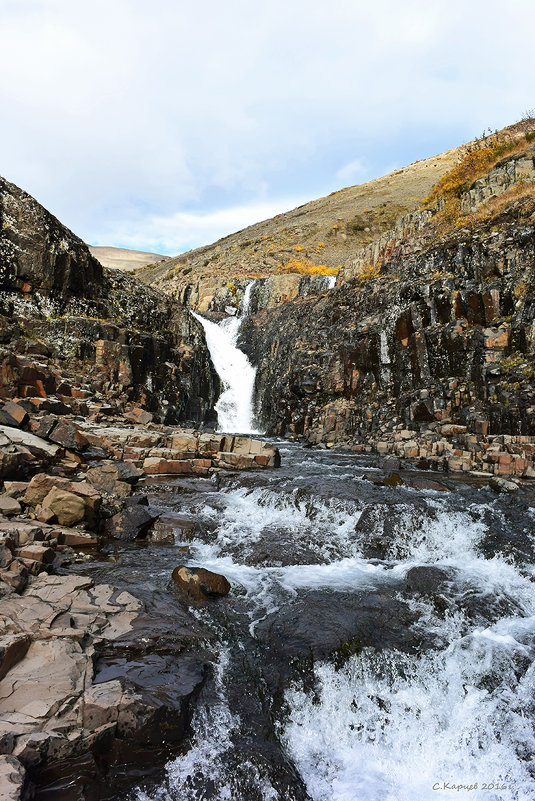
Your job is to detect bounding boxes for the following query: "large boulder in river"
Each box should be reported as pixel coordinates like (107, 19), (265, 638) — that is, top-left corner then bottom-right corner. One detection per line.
(172, 565), (231, 601)
(405, 565), (455, 594)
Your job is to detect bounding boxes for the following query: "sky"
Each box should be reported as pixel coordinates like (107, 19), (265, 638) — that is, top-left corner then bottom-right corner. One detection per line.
(1, 0), (534, 256)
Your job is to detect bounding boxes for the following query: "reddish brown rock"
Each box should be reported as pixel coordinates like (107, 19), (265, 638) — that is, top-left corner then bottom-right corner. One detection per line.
(0, 401), (28, 429)
(15, 543), (55, 564)
(143, 458), (193, 475)
(171, 565), (231, 601)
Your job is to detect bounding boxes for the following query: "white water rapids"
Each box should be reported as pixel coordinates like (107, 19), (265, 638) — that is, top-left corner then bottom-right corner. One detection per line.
(134, 445), (535, 801)
(191, 282), (259, 434)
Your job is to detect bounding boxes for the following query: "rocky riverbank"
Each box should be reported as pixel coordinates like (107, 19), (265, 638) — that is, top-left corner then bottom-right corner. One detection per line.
(0, 393), (280, 799)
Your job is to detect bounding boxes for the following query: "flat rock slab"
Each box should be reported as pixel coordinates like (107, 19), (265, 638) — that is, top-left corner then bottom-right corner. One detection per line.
(0, 755), (26, 801)
(0, 426), (59, 459)
(0, 638), (89, 719)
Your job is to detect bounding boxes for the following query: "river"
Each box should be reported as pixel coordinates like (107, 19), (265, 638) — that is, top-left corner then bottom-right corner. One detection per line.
(35, 283), (535, 801)
(50, 443), (535, 801)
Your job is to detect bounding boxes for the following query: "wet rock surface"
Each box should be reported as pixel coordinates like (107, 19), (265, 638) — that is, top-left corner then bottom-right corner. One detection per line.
(0, 400), (279, 799)
(3, 442), (529, 800)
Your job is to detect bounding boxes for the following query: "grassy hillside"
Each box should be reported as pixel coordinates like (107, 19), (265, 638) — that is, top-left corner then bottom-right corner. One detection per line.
(137, 145), (467, 292)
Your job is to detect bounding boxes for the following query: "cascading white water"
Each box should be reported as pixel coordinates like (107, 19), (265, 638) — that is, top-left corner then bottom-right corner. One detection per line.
(192, 282), (260, 434)
(133, 444), (535, 801)
(324, 275), (337, 289)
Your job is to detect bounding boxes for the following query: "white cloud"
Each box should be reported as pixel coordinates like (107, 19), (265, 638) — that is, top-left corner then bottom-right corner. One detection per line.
(95, 197), (309, 254)
(335, 159), (368, 185)
(1, 1), (534, 254)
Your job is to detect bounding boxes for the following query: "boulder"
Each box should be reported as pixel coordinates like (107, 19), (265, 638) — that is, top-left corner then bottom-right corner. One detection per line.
(0, 496), (21, 516)
(405, 565), (454, 594)
(47, 419), (88, 451)
(24, 475), (101, 527)
(379, 472), (403, 487)
(0, 401), (28, 430)
(39, 488), (86, 527)
(171, 565), (231, 601)
(104, 505), (159, 541)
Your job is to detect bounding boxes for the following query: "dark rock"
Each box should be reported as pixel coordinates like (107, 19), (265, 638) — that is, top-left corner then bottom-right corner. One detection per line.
(0, 634), (31, 680)
(104, 505), (159, 541)
(87, 461), (142, 495)
(48, 419), (88, 451)
(405, 565), (455, 594)
(404, 477), (450, 492)
(123, 495), (149, 507)
(172, 565), (231, 600)
(254, 588), (425, 681)
(380, 472), (403, 487)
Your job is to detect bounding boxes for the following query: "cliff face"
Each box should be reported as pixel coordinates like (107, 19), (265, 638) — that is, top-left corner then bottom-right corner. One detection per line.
(242, 143), (535, 476)
(0, 176), (217, 424)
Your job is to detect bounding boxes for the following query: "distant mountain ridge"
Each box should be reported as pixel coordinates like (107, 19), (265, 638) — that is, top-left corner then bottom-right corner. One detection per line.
(89, 245), (168, 272)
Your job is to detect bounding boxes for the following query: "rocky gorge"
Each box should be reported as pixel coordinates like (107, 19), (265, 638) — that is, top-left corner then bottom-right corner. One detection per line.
(2, 121), (535, 800)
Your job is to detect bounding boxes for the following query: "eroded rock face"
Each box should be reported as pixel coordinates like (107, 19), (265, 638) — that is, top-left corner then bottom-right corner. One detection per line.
(0, 176), (103, 301)
(0, 175), (218, 426)
(241, 154), (535, 475)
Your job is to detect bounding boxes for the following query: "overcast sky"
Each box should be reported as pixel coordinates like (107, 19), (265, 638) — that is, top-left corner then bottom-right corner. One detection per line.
(1, 0), (533, 256)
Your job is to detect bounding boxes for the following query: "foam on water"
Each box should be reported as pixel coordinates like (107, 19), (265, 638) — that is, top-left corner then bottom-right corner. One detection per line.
(135, 649), (279, 801)
(137, 453), (535, 801)
(281, 622), (535, 801)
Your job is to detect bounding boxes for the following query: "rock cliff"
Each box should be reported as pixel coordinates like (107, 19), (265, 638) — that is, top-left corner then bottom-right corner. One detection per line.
(241, 136), (535, 477)
(0, 176), (217, 424)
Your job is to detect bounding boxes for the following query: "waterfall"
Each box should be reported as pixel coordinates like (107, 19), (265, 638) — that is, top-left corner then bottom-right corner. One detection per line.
(192, 282), (260, 434)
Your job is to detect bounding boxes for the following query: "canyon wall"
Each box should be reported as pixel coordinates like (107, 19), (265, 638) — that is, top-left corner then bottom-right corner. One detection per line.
(0, 176), (218, 425)
(242, 147), (535, 475)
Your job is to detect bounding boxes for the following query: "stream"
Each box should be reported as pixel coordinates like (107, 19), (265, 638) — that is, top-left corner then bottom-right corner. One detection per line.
(57, 444), (535, 801)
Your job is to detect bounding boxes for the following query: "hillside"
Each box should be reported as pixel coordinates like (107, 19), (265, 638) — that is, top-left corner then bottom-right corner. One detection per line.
(138, 144), (467, 299)
(0, 174), (217, 425)
(239, 120), (535, 476)
(89, 245), (168, 272)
